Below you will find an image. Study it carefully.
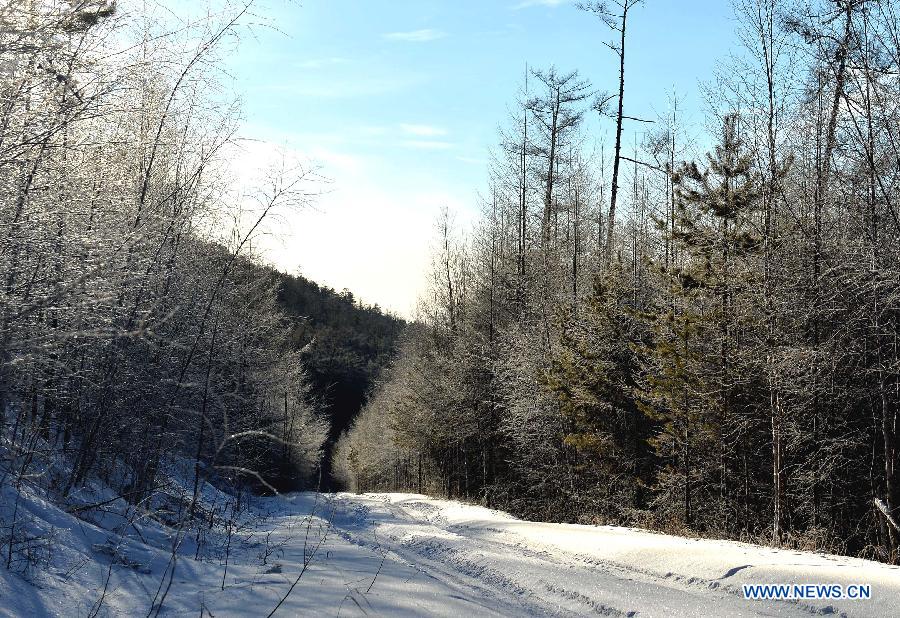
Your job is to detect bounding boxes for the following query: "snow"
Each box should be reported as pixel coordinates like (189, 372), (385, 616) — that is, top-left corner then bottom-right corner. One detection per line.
(2, 489), (899, 617)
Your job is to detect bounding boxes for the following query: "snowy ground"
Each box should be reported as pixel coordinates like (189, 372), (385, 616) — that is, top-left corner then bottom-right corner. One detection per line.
(3, 491), (900, 617)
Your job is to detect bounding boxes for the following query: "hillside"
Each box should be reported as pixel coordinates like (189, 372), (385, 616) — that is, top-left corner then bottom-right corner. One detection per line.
(275, 271), (406, 486)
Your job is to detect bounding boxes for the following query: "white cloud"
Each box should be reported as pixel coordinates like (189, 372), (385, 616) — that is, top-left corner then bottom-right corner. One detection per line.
(383, 29), (447, 43)
(400, 123), (448, 137)
(401, 140), (454, 151)
(513, 0), (570, 9)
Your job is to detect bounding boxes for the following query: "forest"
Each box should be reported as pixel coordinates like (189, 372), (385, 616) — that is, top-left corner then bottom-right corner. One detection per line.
(0, 0), (405, 584)
(333, 0), (900, 564)
(3, 1), (900, 608)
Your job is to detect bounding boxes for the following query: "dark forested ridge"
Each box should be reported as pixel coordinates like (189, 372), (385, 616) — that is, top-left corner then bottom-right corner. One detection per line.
(334, 0), (900, 565)
(276, 273), (405, 487)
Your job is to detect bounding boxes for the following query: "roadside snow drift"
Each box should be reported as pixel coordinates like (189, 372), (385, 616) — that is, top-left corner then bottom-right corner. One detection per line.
(2, 491), (899, 617)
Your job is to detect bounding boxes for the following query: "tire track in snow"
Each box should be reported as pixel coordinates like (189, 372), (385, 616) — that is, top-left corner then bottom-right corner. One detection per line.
(325, 494), (557, 616)
(328, 495), (651, 616)
(330, 494), (844, 617)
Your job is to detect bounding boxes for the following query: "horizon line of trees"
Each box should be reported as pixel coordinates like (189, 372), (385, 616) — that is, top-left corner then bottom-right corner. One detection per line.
(335, 0), (900, 564)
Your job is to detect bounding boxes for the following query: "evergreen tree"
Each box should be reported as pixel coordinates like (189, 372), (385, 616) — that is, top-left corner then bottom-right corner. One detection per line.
(640, 114), (765, 530)
(543, 262), (651, 521)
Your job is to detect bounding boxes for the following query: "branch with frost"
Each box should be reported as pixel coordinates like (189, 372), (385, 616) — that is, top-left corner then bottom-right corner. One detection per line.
(875, 498), (900, 533)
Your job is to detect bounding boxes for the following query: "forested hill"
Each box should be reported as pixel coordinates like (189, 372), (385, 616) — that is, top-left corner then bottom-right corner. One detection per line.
(276, 272), (406, 485)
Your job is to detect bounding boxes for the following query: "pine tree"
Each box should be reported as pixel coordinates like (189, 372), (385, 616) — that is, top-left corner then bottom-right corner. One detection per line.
(543, 262), (650, 520)
(640, 114), (764, 530)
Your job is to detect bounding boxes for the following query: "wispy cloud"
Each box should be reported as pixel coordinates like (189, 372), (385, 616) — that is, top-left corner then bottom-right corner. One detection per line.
(401, 140), (454, 151)
(512, 0), (570, 9)
(400, 124), (448, 137)
(383, 29), (447, 43)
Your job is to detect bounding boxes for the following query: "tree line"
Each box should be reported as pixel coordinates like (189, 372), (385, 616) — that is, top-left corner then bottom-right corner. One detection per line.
(335, 0), (900, 563)
(0, 0), (350, 574)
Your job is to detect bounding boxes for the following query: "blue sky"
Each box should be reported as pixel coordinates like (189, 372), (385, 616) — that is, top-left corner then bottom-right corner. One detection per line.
(224, 0), (738, 316)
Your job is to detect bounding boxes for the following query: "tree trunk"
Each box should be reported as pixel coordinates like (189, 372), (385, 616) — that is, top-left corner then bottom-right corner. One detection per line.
(605, 8), (628, 262)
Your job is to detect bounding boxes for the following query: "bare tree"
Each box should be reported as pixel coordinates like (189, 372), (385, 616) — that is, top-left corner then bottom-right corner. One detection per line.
(580, 0), (645, 262)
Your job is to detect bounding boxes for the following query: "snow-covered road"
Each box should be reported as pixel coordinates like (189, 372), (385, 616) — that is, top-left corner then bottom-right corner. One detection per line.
(5, 491), (900, 617)
(263, 492), (900, 617)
